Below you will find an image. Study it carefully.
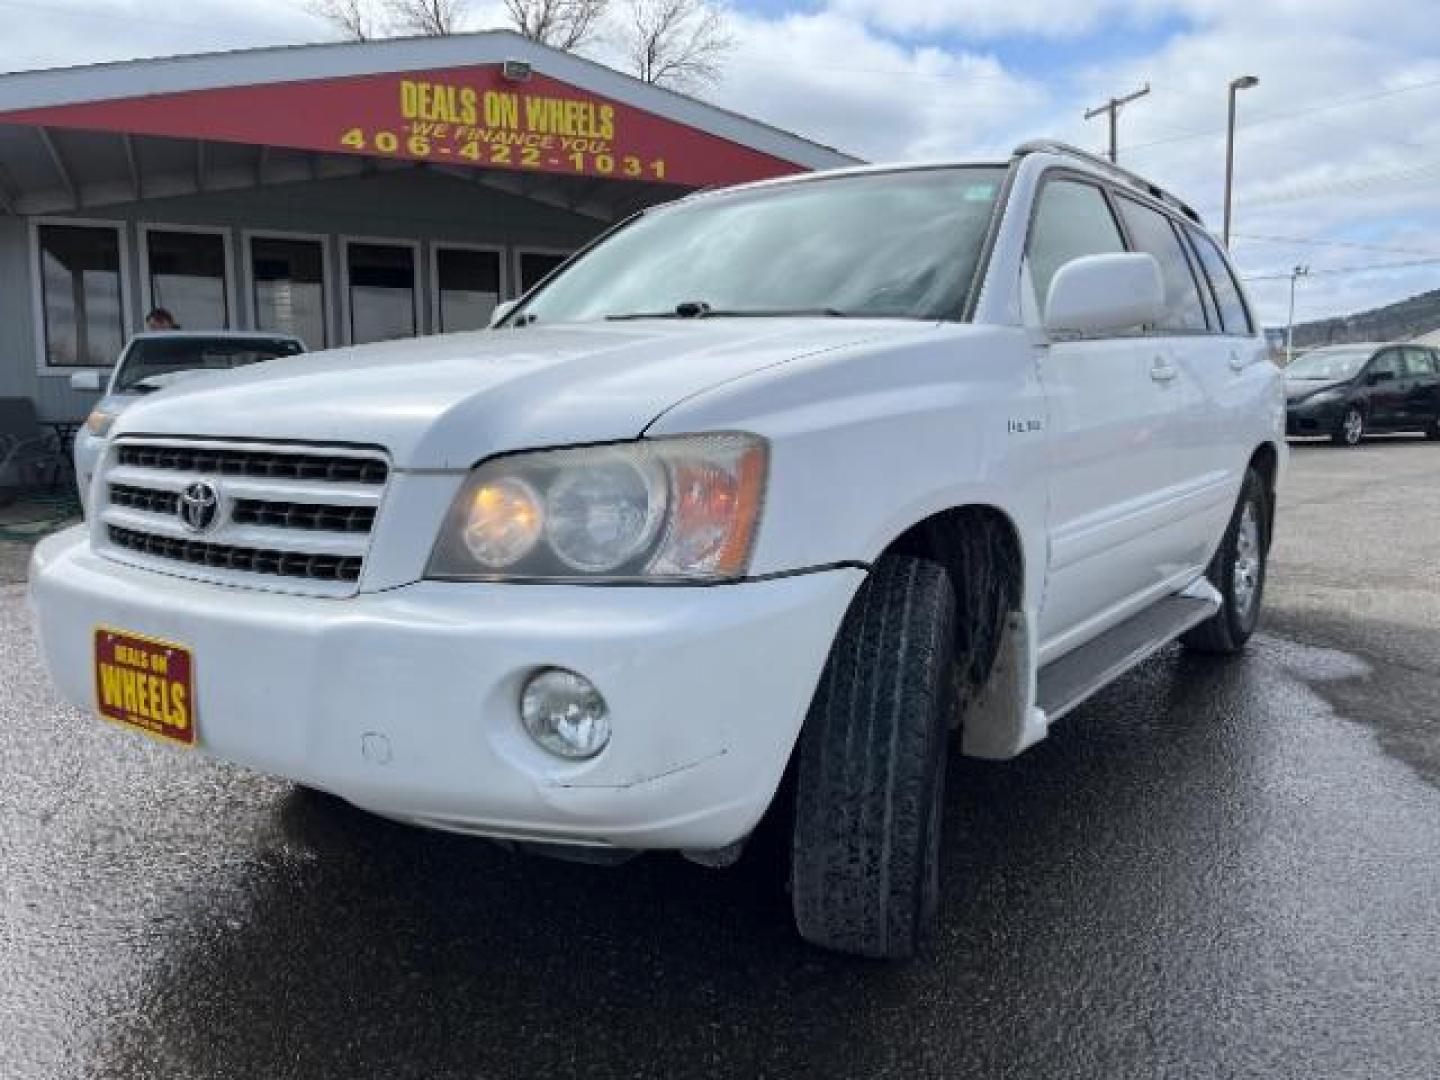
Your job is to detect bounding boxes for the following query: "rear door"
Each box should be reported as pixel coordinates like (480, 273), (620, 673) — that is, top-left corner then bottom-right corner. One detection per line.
(1025, 175), (1183, 651)
(1364, 349), (1405, 428)
(1111, 195), (1232, 574)
(1400, 347), (1440, 428)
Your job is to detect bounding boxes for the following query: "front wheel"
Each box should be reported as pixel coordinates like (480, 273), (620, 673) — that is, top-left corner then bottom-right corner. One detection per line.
(790, 555), (956, 959)
(1332, 405), (1365, 446)
(1182, 468), (1269, 655)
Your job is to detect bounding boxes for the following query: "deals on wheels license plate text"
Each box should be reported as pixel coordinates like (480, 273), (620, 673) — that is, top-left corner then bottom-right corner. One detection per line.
(93, 627), (195, 747)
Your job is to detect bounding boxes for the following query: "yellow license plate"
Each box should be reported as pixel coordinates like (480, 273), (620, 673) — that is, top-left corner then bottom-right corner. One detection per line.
(93, 627), (196, 747)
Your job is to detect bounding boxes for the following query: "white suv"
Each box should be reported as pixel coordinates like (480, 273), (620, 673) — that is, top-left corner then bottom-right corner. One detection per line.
(29, 141), (1284, 959)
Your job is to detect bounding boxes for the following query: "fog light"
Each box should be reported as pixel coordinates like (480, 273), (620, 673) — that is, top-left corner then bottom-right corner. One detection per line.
(520, 668), (611, 759)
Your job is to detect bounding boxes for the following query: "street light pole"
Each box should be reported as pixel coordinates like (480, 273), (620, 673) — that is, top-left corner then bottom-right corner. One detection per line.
(1223, 74), (1259, 248)
(1084, 84), (1151, 163)
(1286, 264), (1310, 365)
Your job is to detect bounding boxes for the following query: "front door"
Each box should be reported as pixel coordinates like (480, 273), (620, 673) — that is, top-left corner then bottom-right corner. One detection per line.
(1025, 176), (1185, 653)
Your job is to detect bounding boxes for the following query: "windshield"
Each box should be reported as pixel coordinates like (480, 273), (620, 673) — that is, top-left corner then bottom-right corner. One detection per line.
(511, 167), (1008, 325)
(116, 337), (304, 393)
(1286, 349), (1372, 381)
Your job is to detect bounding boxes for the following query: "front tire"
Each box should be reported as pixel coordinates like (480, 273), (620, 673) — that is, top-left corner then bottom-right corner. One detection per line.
(1182, 468), (1269, 655)
(790, 555), (955, 960)
(1332, 405), (1365, 446)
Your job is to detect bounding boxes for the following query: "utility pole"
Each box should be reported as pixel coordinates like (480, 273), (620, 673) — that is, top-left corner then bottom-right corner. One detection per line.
(1084, 84), (1151, 163)
(1286, 264), (1310, 365)
(1223, 75), (1260, 248)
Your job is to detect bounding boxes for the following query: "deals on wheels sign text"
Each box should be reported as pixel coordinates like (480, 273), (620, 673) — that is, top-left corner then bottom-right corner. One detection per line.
(0, 66), (802, 188)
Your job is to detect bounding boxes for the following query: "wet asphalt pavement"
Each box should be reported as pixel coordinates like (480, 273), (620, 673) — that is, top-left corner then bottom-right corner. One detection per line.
(4, 441), (1440, 1079)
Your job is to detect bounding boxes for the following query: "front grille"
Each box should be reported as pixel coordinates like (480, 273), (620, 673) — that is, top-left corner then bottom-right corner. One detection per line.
(231, 499), (376, 533)
(115, 444), (388, 485)
(100, 438), (388, 595)
(109, 483), (179, 516)
(109, 526), (363, 583)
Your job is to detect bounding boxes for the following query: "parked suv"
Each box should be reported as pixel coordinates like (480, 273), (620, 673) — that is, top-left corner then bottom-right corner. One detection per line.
(29, 142), (1284, 959)
(1285, 342), (1440, 445)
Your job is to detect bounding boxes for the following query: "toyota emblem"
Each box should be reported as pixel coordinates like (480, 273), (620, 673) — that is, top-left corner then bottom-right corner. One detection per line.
(178, 481), (220, 533)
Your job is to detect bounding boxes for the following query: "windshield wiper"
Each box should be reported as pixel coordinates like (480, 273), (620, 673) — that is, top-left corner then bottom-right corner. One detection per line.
(606, 301), (852, 321)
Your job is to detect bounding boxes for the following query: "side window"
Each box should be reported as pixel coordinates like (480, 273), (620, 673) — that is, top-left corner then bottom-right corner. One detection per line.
(1369, 350), (1401, 379)
(1114, 196), (1208, 332)
(1402, 347), (1437, 377)
(1027, 178), (1126, 316)
(1188, 227), (1254, 335)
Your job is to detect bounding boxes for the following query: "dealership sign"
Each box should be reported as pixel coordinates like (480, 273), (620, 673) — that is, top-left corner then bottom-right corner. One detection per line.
(0, 65), (803, 187)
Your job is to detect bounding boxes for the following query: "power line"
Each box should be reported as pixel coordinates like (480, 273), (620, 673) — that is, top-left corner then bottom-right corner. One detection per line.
(1233, 233), (1440, 258)
(1243, 256), (1440, 282)
(1123, 75), (1440, 156)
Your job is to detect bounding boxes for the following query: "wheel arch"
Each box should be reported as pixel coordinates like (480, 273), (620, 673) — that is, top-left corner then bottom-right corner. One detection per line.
(878, 503), (1026, 693)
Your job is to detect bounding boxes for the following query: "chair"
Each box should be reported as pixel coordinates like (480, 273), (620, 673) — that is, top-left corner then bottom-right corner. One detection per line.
(0, 397), (70, 507)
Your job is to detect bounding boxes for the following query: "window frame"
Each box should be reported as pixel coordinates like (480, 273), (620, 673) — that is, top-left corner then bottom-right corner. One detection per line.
(512, 245), (575, 300)
(429, 241), (508, 334)
(29, 215), (135, 376)
(1109, 191), (1215, 336)
(137, 222), (238, 332)
(339, 235), (424, 346)
(241, 229), (336, 349)
(1182, 224), (1257, 337)
(1022, 168), (1130, 336)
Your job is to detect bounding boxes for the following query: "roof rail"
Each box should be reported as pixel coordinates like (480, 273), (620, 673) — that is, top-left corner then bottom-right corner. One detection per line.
(1013, 139), (1205, 226)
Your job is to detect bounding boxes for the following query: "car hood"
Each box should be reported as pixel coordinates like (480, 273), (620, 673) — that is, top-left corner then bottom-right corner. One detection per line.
(112, 320), (935, 468)
(1285, 377), (1348, 404)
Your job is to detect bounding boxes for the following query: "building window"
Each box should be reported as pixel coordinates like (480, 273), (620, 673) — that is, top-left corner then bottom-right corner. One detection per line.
(144, 228), (231, 330)
(251, 236), (329, 348)
(517, 250), (570, 295)
(435, 246), (503, 332)
(37, 222), (126, 367)
(346, 241), (418, 344)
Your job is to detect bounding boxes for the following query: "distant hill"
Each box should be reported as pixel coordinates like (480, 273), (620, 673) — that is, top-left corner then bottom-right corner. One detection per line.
(1281, 288), (1440, 347)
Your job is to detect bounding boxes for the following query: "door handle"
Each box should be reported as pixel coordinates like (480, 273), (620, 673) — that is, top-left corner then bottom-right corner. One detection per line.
(1150, 356), (1179, 382)
(1228, 351), (1247, 372)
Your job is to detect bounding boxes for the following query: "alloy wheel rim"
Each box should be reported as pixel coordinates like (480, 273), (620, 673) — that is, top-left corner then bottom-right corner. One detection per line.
(1344, 409), (1363, 444)
(1232, 501), (1261, 620)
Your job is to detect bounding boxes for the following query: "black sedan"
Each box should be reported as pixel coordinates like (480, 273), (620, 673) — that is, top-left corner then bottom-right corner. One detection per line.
(1285, 342), (1440, 446)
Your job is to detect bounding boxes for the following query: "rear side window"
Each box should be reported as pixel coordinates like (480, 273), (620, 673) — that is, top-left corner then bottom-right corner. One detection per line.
(1188, 228), (1254, 335)
(1402, 347), (1437, 376)
(1114, 196), (1208, 332)
(1027, 179), (1126, 315)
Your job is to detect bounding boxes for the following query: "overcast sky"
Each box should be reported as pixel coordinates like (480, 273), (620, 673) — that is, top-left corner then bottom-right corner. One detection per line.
(4, 0), (1438, 328)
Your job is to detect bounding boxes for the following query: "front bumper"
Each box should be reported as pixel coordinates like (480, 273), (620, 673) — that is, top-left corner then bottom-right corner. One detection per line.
(29, 528), (862, 850)
(1285, 398), (1343, 436)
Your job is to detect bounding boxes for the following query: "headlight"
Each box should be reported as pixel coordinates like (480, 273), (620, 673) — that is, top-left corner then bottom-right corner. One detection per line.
(427, 434), (767, 582)
(1307, 389), (1345, 406)
(84, 409), (116, 437)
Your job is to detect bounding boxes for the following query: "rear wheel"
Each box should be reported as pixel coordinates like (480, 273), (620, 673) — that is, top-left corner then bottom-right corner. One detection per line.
(790, 555), (955, 960)
(1425, 417), (1440, 441)
(1182, 468), (1269, 655)
(1332, 405), (1365, 446)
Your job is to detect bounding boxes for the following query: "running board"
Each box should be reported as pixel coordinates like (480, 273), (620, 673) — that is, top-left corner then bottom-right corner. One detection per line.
(1037, 588), (1220, 723)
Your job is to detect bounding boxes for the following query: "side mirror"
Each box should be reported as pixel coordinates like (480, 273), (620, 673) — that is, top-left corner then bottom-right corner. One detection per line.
(1044, 253), (1164, 337)
(69, 370), (104, 392)
(489, 299), (519, 328)
(1368, 370), (1395, 385)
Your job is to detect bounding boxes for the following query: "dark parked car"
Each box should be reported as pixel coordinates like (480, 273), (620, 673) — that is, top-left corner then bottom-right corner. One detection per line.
(1285, 342), (1440, 446)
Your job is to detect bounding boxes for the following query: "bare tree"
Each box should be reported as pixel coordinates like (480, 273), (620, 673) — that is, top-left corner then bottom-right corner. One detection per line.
(504, 0), (609, 50)
(384, 0), (468, 35)
(622, 0), (733, 91)
(306, 0), (382, 40)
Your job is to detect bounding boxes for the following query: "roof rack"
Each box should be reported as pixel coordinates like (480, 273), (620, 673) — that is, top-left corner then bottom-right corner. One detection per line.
(1013, 140), (1205, 226)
